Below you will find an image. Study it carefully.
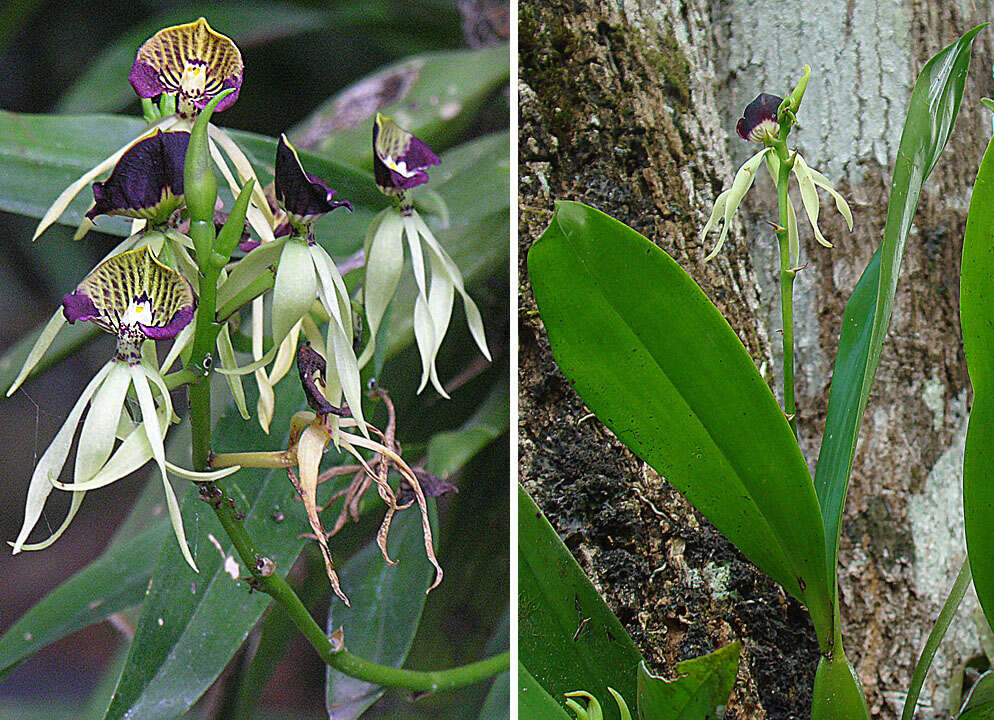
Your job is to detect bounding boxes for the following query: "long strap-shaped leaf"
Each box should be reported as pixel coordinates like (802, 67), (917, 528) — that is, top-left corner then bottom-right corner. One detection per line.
(961, 130), (994, 632)
(814, 25), (984, 587)
(528, 201), (833, 649)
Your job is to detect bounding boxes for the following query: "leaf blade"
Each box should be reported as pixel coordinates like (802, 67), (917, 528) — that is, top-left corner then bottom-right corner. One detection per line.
(814, 25), (984, 588)
(527, 201), (832, 644)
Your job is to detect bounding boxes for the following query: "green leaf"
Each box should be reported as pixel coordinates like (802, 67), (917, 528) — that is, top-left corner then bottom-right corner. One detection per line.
(291, 45), (510, 167)
(518, 485), (641, 720)
(100, 383), (309, 720)
(959, 670), (994, 719)
(961, 131), (994, 632)
(901, 560), (972, 720)
(814, 25), (985, 589)
(636, 643), (740, 720)
(519, 663), (573, 720)
(527, 201), (833, 646)
(0, 523), (166, 678)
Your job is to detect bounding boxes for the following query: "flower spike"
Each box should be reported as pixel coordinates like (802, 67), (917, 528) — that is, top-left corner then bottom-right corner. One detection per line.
(87, 131), (189, 224)
(275, 134), (353, 229)
(129, 18), (243, 118)
(373, 113), (440, 196)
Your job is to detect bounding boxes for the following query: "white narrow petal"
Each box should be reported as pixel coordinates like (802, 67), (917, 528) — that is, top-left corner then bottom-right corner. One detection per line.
(6, 310), (65, 397)
(425, 249), (454, 398)
(327, 313), (367, 437)
(131, 364), (198, 572)
(12, 491), (86, 551)
(207, 135), (276, 245)
(32, 115), (179, 240)
(792, 155), (832, 248)
(144, 358), (175, 426)
(309, 246), (352, 338)
(804, 163), (854, 231)
(217, 324), (250, 420)
(11, 361), (113, 554)
(208, 124), (276, 226)
(700, 189), (730, 261)
(357, 209), (404, 368)
(252, 296), (275, 432)
(165, 462), (240, 481)
(720, 148), (770, 241)
(272, 240), (318, 346)
(412, 213), (490, 361)
(74, 361), (131, 483)
(160, 322), (195, 375)
(73, 217), (95, 242)
(301, 314), (326, 356)
(402, 214), (433, 331)
(215, 345), (279, 376)
(269, 319), (303, 386)
(787, 193), (800, 268)
(167, 235), (201, 283)
(412, 293), (436, 394)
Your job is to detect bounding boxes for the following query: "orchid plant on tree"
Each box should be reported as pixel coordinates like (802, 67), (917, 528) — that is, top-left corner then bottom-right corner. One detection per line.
(527, 26), (989, 720)
(0, 16), (508, 719)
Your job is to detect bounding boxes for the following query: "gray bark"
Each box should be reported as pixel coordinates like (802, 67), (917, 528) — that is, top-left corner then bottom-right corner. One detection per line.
(519, 1), (994, 717)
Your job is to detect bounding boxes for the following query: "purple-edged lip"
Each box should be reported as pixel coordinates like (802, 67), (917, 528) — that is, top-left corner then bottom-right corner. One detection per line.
(372, 114), (440, 193)
(87, 131), (189, 222)
(128, 18), (243, 116)
(736, 93), (783, 143)
(275, 134), (353, 224)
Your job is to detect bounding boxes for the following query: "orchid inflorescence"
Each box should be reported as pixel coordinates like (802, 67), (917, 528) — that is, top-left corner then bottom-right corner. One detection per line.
(700, 65), (853, 265)
(8, 18), (489, 599)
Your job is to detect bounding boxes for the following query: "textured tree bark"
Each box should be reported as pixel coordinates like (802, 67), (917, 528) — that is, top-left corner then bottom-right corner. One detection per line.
(518, 1), (994, 718)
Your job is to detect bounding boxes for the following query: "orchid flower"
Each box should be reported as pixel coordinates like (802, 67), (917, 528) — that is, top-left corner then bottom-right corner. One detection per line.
(33, 18), (274, 250)
(211, 345), (442, 605)
(700, 89), (853, 265)
(360, 114), (490, 397)
(7, 131), (201, 397)
(216, 134), (366, 436)
(11, 247), (239, 572)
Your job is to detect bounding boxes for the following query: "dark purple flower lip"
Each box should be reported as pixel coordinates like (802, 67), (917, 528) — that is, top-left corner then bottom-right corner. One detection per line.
(275, 134), (353, 226)
(372, 113), (440, 194)
(736, 93), (784, 143)
(87, 131), (189, 223)
(297, 343), (351, 417)
(63, 247), (196, 343)
(128, 18), (243, 117)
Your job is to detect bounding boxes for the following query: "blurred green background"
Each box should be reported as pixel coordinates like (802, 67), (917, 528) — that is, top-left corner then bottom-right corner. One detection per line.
(0, 1), (509, 718)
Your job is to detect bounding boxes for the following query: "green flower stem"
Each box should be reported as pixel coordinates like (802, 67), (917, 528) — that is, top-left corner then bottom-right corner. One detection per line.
(773, 138), (798, 437)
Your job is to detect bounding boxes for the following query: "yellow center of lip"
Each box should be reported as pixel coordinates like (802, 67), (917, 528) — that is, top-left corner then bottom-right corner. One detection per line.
(384, 156), (416, 178)
(123, 300), (153, 327)
(180, 63), (207, 97)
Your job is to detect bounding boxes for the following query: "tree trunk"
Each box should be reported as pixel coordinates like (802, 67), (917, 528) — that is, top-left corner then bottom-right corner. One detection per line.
(518, 1), (994, 718)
